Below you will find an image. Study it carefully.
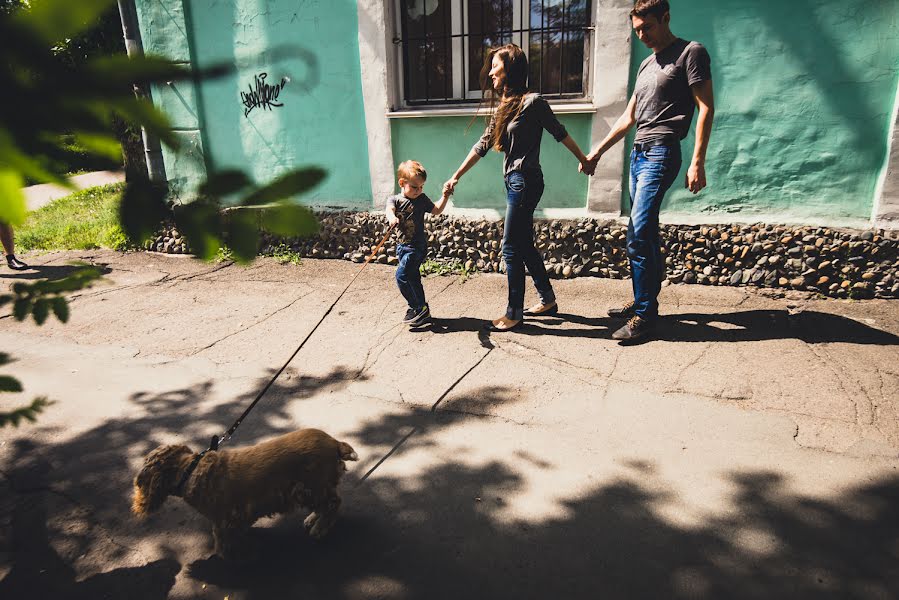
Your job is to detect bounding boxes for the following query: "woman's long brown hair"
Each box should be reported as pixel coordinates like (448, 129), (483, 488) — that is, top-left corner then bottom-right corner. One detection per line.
(477, 44), (529, 152)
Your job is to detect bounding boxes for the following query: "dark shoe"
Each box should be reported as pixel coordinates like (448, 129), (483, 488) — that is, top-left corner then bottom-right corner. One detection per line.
(524, 301), (558, 316)
(607, 301), (635, 319)
(402, 308), (417, 324)
(612, 315), (653, 341)
(488, 315), (521, 331)
(6, 255), (28, 270)
(408, 304), (431, 326)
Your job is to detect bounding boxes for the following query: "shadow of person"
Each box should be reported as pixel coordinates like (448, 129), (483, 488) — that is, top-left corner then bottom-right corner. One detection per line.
(658, 310), (899, 345)
(0, 262), (112, 281)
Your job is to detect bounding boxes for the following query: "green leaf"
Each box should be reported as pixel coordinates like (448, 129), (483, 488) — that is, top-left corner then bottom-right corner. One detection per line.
(51, 297), (70, 323)
(175, 201), (222, 261)
(0, 170), (27, 227)
(225, 211), (259, 263)
(32, 298), (50, 325)
(16, 0), (116, 45)
(13, 298), (31, 321)
(0, 376), (24, 393)
(113, 98), (179, 150)
(200, 170), (253, 198)
(120, 181), (170, 243)
(0, 133), (71, 189)
(242, 168), (327, 206)
(86, 54), (191, 88)
(260, 203), (320, 238)
(70, 132), (122, 161)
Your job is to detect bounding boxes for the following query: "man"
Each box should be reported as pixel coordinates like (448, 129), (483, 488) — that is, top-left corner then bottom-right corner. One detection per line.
(583, 0), (714, 341)
(1, 223), (28, 270)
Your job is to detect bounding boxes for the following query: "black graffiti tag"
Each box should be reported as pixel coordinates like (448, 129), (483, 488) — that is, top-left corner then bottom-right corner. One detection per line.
(241, 72), (288, 118)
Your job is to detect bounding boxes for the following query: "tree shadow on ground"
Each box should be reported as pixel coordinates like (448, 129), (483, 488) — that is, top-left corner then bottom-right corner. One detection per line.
(0, 365), (365, 598)
(185, 456), (899, 600)
(3, 372), (897, 599)
(0, 262), (114, 282)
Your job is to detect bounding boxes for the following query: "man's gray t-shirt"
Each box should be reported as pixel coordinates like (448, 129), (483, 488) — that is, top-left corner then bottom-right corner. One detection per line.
(634, 38), (711, 143)
(473, 93), (568, 176)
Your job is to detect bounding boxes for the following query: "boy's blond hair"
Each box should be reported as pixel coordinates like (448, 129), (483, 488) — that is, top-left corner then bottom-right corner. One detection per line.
(396, 160), (427, 182)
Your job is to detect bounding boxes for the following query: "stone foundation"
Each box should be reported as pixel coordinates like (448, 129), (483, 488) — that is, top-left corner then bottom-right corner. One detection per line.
(150, 211), (899, 299)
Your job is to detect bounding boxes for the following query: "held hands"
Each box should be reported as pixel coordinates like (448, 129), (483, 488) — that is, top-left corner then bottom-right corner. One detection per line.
(442, 178), (458, 196)
(578, 152), (600, 176)
(686, 161), (707, 194)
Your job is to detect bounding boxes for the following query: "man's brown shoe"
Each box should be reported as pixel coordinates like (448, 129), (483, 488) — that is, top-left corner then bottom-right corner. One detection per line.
(612, 315), (653, 341)
(488, 316), (522, 331)
(523, 301), (558, 316)
(607, 301), (635, 319)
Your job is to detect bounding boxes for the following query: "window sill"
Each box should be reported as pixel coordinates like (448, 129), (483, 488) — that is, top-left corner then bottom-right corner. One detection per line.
(386, 102), (598, 119)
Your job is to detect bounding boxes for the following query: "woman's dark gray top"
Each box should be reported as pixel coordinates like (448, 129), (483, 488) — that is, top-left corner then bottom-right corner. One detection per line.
(472, 93), (568, 176)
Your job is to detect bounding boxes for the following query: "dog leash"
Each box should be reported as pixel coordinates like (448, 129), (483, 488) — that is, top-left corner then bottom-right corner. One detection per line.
(175, 222), (397, 493)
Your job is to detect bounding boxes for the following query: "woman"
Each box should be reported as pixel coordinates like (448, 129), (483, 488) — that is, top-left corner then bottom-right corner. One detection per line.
(444, 44), (593, 331)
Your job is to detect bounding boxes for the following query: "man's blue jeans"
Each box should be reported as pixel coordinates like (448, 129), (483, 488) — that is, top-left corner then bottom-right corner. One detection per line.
(627, 142), (682, 321)
(396, 243), (426, 310)
(503, 170), (555, 320)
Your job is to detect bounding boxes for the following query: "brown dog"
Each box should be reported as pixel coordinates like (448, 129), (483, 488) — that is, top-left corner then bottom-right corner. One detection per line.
(132, 428), (358, 558)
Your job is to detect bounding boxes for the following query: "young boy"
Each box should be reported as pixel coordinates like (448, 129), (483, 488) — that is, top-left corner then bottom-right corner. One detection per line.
(386, 160), (450, 326)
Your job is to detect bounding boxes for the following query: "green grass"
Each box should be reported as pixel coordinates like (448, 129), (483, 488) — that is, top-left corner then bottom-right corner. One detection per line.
(270, 244), (303, 266)
(18, 183), (131, 252)
(420, 258), (472, 281)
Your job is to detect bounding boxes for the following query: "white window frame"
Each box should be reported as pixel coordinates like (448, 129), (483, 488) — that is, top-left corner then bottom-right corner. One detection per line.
(392, 0), (594, 110)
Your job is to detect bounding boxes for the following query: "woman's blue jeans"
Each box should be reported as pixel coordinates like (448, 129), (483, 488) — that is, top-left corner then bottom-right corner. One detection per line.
(503, 170), (555, 320)
(627, 142), (682, 320)
(396, 243), (426, 310)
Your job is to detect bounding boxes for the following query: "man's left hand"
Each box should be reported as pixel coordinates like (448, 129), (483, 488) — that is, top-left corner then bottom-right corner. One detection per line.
(686, 162), (707, 194)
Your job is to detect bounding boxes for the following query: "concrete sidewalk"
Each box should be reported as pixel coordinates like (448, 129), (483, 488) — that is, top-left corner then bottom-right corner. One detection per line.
(23, 171), (125, 212)
(1, 250), (897, 599)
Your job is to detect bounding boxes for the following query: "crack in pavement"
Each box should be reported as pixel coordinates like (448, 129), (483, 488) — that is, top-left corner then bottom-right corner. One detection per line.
(187, 289), (317, 357)
(493, 337), (610, 390)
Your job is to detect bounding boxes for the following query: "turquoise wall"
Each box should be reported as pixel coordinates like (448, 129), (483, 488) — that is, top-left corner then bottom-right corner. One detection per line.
(390, 114), (593, 210)
(628, 0), (899, 220)
(179, 0), (372, 207)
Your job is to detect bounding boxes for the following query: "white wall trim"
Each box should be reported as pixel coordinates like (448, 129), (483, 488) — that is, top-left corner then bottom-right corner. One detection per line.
(873, 76), (899, 229)
(357, 0), (397, 208)
(585, 0), (634, 215)
(387, 102), (598, 119)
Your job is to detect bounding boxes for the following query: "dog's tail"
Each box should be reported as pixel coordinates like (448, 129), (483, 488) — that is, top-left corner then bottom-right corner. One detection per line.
(338, 441), (358, 461)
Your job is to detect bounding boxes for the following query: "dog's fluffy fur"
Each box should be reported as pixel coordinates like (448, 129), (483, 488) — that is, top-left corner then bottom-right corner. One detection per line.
(132, 428), (358, 558)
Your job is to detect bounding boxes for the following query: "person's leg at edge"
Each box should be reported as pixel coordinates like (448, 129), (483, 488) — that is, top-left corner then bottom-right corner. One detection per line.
(518, 173), (555, 309)
(0, 223), (28, 270)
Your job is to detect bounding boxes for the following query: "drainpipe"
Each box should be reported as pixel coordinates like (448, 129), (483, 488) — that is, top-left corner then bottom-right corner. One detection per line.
(116, 0), (167, 184)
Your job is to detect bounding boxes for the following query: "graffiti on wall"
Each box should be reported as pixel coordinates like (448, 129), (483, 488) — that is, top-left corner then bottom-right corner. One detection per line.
(240, 72), (289, 118)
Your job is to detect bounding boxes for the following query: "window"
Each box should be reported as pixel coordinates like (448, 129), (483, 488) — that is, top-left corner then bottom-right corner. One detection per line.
(395, 0), (594, 106)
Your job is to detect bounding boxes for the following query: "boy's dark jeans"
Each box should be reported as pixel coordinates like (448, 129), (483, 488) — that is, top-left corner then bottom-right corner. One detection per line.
(396, 243), (427, 310)
(627, 142), (682, 321)
(503, 170), (555, 321)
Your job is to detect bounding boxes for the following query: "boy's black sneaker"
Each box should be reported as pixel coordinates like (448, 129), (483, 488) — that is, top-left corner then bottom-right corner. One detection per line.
(6, 254), (28, 270)
(612, 315), (653, 341)
(402, 308), (418, 324)
(407, 304), (430, 326)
